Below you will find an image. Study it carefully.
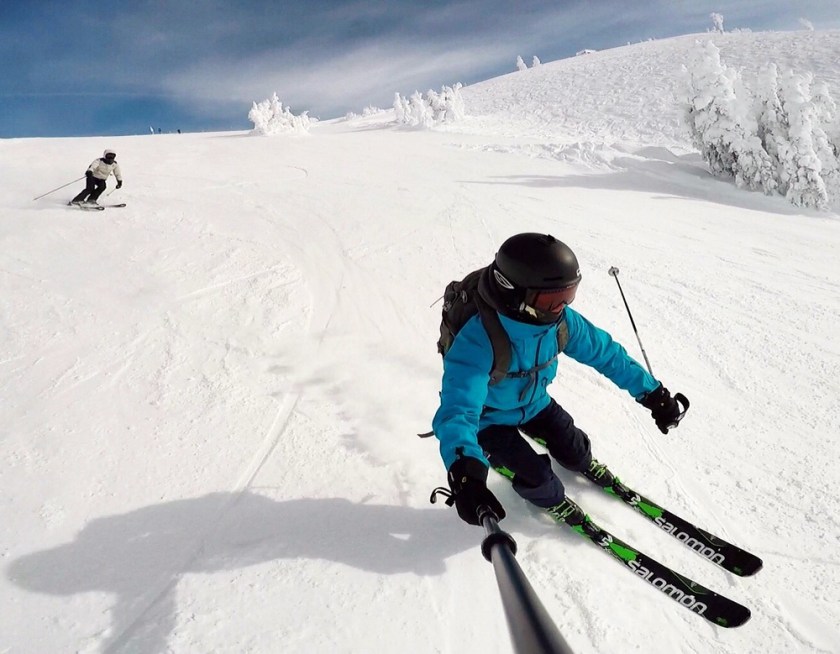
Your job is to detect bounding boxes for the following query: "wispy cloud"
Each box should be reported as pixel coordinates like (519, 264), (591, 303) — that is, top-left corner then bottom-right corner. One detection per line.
(161, 37), (513, 116)
(2, 0), (838, 136)
(157, 2), (674, 117)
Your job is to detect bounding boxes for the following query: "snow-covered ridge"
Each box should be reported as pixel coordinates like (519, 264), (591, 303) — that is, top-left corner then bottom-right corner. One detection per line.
(459, 30), (840, 147)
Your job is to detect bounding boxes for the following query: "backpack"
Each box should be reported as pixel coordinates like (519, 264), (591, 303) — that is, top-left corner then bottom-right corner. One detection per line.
(437, 267), (511, 385)
(436, 266), (571, 386)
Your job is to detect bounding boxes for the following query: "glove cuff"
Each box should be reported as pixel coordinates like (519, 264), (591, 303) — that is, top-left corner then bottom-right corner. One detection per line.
(639, 383), (666, 409)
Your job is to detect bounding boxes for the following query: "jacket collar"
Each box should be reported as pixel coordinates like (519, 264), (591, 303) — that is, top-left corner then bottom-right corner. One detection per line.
(497, 311), (557, 338)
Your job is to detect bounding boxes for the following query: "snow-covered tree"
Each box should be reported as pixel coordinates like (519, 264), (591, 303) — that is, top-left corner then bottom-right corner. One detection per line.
(683, 40), (839, 209)
(362, 105), (383, 117)
(346, 105), (386, 120)
(710, 13), (725, 33)
(532, 56), (541, 68)
(799, 18), (815, 31)
(394, 84), (465, 128)
(248, 93), (311, 135)
(812, 80), (840, 149)
(754, 64), (787, 183)
(515, 55), (527, 71)
(810, 82), (840, 201)
(777, 71), (829, 208)
(683, 41), (775, 193)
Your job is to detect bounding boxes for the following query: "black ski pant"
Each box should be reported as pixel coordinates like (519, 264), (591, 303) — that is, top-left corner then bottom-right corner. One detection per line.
(71, 176), (106, 203)
(477, 398), (591, 508)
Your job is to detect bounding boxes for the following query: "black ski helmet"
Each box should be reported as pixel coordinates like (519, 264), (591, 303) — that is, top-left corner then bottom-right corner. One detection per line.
(491, 233), (581, 324)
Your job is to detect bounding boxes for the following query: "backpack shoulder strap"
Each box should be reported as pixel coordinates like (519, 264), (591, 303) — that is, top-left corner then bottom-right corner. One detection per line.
(556, 315), (570, 352)
(474, 294), (511, 385)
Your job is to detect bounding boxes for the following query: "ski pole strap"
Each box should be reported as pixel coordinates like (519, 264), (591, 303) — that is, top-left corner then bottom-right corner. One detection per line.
(666, 393), (690, 431)
(429, 486), (455, 506)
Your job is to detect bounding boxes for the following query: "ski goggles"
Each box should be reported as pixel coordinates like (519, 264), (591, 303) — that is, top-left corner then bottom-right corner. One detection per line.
(524, 283), (579, 317)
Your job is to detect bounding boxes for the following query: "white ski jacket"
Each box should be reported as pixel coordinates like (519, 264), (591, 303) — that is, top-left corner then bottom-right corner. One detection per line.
(87, 158), (122, 182)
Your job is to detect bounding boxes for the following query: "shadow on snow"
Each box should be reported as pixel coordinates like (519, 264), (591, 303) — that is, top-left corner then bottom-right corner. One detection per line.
(8, 493), (480, 653)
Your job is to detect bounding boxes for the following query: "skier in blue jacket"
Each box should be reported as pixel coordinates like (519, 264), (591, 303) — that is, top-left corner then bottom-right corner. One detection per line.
(433, 233), (686, 526)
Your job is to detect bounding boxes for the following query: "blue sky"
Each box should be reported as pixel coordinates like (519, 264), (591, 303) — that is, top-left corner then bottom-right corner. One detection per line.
(2, 0), (837, 138)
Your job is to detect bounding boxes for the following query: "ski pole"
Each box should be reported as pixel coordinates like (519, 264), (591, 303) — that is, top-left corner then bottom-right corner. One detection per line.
(32, 177), (84, 201)
(608, 266), (689, 430)
(607, 266), (654, 376)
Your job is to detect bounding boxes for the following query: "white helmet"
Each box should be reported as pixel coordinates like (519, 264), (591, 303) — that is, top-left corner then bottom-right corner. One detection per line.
(103, 149), (116, 159)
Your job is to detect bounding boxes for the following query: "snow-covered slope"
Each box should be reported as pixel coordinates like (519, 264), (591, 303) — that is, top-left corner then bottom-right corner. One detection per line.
(2, 30), (839, 654)
(462, 30), (840, 147)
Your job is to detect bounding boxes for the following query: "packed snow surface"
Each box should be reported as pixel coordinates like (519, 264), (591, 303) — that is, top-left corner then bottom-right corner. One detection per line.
(2, 29), (839, 654)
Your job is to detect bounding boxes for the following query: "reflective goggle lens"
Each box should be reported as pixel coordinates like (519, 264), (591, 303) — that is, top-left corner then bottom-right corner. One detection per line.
(528, 284), (578, 314)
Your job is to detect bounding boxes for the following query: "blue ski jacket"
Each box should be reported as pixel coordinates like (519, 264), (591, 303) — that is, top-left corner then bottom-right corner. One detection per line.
(432, 306), (659, 470)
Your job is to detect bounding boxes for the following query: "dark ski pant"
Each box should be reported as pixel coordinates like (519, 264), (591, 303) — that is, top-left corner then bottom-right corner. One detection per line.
(71, 176), (107, 203)
(478, 398), (591, 508)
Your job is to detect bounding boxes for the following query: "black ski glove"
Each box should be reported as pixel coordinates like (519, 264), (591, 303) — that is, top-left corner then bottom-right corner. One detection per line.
(639, 384), (687, 434)
(85, 170), (93, 178)
(116, 181), (123, 189)
(448, 456), (506, 526)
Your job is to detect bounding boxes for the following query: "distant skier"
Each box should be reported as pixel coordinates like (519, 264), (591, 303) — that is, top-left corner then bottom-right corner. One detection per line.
(69, 150), (123, 205)
(432, 233), (688, 526)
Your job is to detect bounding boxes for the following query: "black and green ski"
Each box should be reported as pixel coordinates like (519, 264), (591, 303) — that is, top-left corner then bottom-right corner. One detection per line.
(494, 466), (752, 628)
(582, 460), (763, 576)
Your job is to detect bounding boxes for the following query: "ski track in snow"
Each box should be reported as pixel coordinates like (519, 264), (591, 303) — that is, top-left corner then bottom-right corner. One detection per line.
(99, 166), (376, 650)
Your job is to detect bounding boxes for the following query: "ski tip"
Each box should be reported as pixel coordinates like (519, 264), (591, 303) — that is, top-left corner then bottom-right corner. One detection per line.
(731, 555), (764, 577)
(716, 605), (751, 628)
